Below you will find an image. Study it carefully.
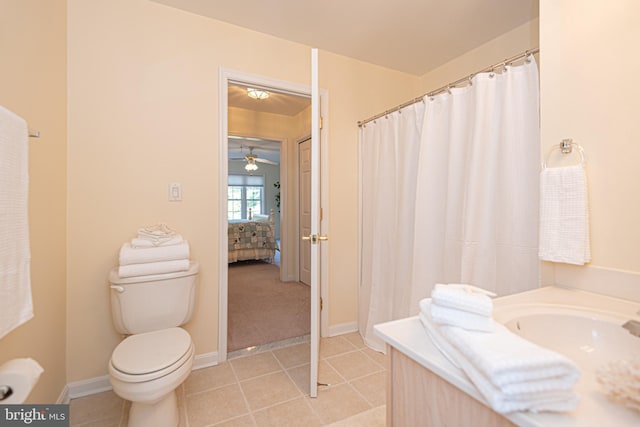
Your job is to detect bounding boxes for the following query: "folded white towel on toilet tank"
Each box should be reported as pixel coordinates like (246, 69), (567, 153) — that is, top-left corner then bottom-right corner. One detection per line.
(119, 241), (190, 266)
(118, 259), (190, 278)
(130, 234), (184, 248)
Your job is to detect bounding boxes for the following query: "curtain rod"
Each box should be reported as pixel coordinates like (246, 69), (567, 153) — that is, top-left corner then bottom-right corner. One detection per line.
(357, 47), (539, 128)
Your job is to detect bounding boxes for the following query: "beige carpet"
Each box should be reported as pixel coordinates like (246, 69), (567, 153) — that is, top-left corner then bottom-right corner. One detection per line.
(228, 260), (310, 352)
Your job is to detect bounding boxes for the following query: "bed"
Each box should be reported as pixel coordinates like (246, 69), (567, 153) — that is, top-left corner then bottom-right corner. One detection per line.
(228, 209), (278, 263)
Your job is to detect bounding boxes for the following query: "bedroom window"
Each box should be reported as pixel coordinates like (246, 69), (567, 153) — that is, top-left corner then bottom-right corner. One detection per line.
(228, 174), (265, 220)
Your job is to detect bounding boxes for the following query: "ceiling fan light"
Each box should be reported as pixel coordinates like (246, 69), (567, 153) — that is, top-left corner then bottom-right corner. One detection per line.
(245, 158), (259, 171)
(247, 88), (270, 100)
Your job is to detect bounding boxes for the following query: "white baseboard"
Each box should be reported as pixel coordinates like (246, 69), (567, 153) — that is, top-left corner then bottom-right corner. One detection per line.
(192, 351), (218, 370)
(56, 385), (70, 404)
(328, 321), (358, 337)
(64, 351), (219, 400)
(67, 375), (112, 400)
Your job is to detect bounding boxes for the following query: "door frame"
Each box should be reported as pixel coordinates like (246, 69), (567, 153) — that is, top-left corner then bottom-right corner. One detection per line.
(218, 67), (329, 362)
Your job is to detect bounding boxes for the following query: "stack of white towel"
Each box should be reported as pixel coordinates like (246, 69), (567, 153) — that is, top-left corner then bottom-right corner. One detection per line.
(419, 284), (580, 414)
(118, 224), (190, 278)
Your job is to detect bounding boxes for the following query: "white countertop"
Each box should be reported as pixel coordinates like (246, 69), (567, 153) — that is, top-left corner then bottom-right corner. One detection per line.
(374, 286), (640, 427)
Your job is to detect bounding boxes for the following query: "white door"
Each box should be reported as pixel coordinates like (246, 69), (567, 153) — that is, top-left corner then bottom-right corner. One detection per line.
(307, 48), (324, 398)
(299, 137), (312, 285)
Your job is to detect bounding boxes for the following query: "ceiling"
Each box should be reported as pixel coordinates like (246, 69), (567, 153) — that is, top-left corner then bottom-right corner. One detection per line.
(227, 84), (309, 164)
(228, 136), (281, 165)
(151, 0), (539, 76)
(229, 83), (310, 117)
(153, 0), (538, 165)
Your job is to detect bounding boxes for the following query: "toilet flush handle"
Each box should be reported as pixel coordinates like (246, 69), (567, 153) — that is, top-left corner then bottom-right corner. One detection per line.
(110, 285), (125, 293)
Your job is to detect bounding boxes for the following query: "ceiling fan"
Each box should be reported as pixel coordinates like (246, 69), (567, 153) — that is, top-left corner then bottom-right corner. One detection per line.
(229, 146), (279, 171)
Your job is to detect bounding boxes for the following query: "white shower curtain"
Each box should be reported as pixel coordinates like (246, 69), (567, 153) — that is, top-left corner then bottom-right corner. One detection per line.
(360, 57), (540, 352)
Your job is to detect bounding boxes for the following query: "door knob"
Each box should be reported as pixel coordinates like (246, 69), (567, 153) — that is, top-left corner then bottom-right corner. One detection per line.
(301, 234), (328, 244)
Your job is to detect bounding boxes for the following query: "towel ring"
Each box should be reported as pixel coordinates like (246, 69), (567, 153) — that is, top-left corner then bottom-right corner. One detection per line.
(542, 139), (586, 169)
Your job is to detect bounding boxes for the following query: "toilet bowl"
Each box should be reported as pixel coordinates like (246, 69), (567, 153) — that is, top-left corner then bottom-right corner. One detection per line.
(107, 262), (199, 427)
(109, 327), (195, 427)
(109, 328), (194, 427)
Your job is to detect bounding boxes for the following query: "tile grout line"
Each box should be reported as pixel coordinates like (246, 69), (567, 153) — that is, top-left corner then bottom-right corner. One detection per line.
(272, 348), (328, 425)
(227, 356), (257, 426)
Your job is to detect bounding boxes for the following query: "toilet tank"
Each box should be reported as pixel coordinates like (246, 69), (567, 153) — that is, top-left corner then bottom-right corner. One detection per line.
(108, 262), (199, 335)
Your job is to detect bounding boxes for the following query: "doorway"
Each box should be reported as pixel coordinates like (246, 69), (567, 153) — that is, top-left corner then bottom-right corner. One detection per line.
(219, 71), (322, 361)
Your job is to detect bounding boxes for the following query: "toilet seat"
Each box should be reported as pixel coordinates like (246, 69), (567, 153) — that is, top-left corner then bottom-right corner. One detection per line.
(110, 327), (193, 383)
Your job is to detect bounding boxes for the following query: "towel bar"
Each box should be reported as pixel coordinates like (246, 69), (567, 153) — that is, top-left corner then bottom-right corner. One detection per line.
(542, 138), (585, 168)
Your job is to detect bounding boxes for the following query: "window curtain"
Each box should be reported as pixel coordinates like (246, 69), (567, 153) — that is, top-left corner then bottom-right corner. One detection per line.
(359, 57), (540, 352)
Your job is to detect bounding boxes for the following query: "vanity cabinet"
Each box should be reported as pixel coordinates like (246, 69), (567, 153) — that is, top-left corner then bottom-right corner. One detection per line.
(386, 345), (515, 426)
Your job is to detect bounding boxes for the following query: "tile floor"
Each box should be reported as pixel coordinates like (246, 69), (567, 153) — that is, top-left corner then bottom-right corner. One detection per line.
(69, 333), (387, 426)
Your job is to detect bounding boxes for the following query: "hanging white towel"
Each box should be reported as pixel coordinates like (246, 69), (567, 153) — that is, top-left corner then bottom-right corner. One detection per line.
(0, 106), (33, 339)
(539, 165), (591, 265)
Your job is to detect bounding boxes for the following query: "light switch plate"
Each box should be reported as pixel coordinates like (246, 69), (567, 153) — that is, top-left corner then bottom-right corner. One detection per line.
(169, 183), (182, 201)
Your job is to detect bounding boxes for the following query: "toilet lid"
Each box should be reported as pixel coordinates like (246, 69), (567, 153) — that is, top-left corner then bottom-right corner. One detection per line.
(111, 327), (191, 375)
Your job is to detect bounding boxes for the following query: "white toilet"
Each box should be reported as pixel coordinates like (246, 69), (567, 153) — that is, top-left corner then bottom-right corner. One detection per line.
(107, 262), (199, 427)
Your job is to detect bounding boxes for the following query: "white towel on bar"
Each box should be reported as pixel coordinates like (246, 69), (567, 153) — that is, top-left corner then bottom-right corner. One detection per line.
(539, 165), (591, 265)
(431, 283), (495, 317)
(118, 259), (190, 278)
(419, 309), (580, 414)
(0, 105), (33, 339)
(118, 241), (190, 265)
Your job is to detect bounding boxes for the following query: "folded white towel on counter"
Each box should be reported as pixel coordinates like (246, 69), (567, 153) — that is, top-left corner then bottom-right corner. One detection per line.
(538, 165), (591, 265)
(131, 234), (184, 248)
(436, 314), (580, 389)
(429, 303), (495, 332)
(118, 259), (190, 278)
(419, 310), (580, 414)
(431, 283), (495, 317)
(119, 242), (190, 266)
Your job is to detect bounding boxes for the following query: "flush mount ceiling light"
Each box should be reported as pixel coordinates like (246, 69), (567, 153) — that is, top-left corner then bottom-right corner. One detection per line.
(247, 88), (270, 100)
(244, 157), (259, 171)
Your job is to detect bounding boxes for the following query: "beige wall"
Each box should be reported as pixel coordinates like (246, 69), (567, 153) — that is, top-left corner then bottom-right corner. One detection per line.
(0, 0), (551, 393)
(540, 0), (640, 296)
(0, 0), (67, 403)
(419, 19), (540, 92)
(67, 0), (419, 382)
